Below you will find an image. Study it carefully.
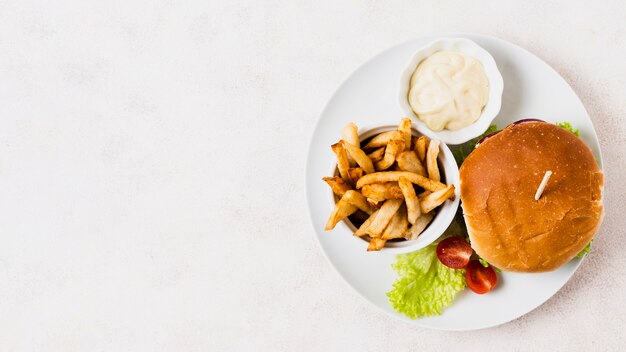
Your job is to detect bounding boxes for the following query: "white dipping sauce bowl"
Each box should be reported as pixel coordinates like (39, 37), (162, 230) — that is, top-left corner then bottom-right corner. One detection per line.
(398, 38), (504, 145)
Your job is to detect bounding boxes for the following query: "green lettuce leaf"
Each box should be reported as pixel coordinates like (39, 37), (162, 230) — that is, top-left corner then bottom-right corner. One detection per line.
(478, 257), (501, 272)
(387, 241), (466, 319)
(576, 242), (591, 258)
(556, 121), (580, 136)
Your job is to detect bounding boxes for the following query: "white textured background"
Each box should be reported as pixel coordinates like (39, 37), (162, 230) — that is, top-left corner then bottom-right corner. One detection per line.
(0, 1), (625, 351)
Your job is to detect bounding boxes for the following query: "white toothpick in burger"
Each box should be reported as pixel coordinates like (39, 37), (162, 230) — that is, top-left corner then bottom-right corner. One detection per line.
(459, 120), (604, 272)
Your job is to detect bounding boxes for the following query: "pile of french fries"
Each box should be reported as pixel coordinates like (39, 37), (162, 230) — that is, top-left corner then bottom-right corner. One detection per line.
(323, 118), (455, 251)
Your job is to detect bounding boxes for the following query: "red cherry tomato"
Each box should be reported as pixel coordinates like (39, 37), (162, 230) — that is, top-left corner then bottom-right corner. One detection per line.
(466, 260), (498, 294)
(436, 236), (473, 269)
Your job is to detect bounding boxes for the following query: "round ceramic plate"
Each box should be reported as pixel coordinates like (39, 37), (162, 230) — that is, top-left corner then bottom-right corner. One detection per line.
(305, 33), (603, 331)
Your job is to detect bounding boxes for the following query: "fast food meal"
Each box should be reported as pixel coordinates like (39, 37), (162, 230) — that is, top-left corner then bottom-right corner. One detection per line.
(323, 118), (456, 251)
(310, 36), (606, 328)
(459, 120), (604, 272)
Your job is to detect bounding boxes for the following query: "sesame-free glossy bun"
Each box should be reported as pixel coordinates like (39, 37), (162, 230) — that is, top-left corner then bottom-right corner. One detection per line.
(459, 122), (604, 272)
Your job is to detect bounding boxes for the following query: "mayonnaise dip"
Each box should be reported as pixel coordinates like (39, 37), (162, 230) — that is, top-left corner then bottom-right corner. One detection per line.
(408, 51), (489, 131)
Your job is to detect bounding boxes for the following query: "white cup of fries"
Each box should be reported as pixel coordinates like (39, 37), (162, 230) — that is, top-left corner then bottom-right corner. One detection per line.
(323, 119), (460, 254)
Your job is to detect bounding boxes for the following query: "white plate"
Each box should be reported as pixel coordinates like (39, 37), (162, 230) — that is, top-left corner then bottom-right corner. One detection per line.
(305, 33), (603, 331)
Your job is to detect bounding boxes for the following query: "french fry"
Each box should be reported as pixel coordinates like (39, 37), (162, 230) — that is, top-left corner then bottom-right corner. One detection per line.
(420, 185), (455, 213)
(348, 167), (364, 184)
(343, 190), (374, 215)
(366, 198), (380, 209)
(418, 190), (432, 199)
(367, 237), (386, 251)
(342, 140), (375, 174)
(398, 118), (412, 152)
(363, 199), (403, 238)
(325, 195), (357, 230)
(324, 190), (373, 231)
(354, 210), (378, 237)
(415, 136), (429, 162)
(356, 171), (447, 192)
(341, 123), (360, 166)
(396, 151), (426, 176)
(331, 142), (352, 185)
(367, 147), (385, 163)
(426, 139), (441, 182)
(322, 176), (352, 197)
(398, 176), (421, 224)
(361, 182), (403, 202)
(381, 204), (409, 240)
(374, 139), (404, 171)
(363, 131), (402, 150)
(404, 213), (434, 240)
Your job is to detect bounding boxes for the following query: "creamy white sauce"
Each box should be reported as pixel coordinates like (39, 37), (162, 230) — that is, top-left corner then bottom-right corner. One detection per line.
(408, 51), (489, 131)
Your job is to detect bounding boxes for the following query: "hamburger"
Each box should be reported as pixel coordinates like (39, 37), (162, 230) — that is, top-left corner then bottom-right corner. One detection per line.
(459, 120), (604, 272)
